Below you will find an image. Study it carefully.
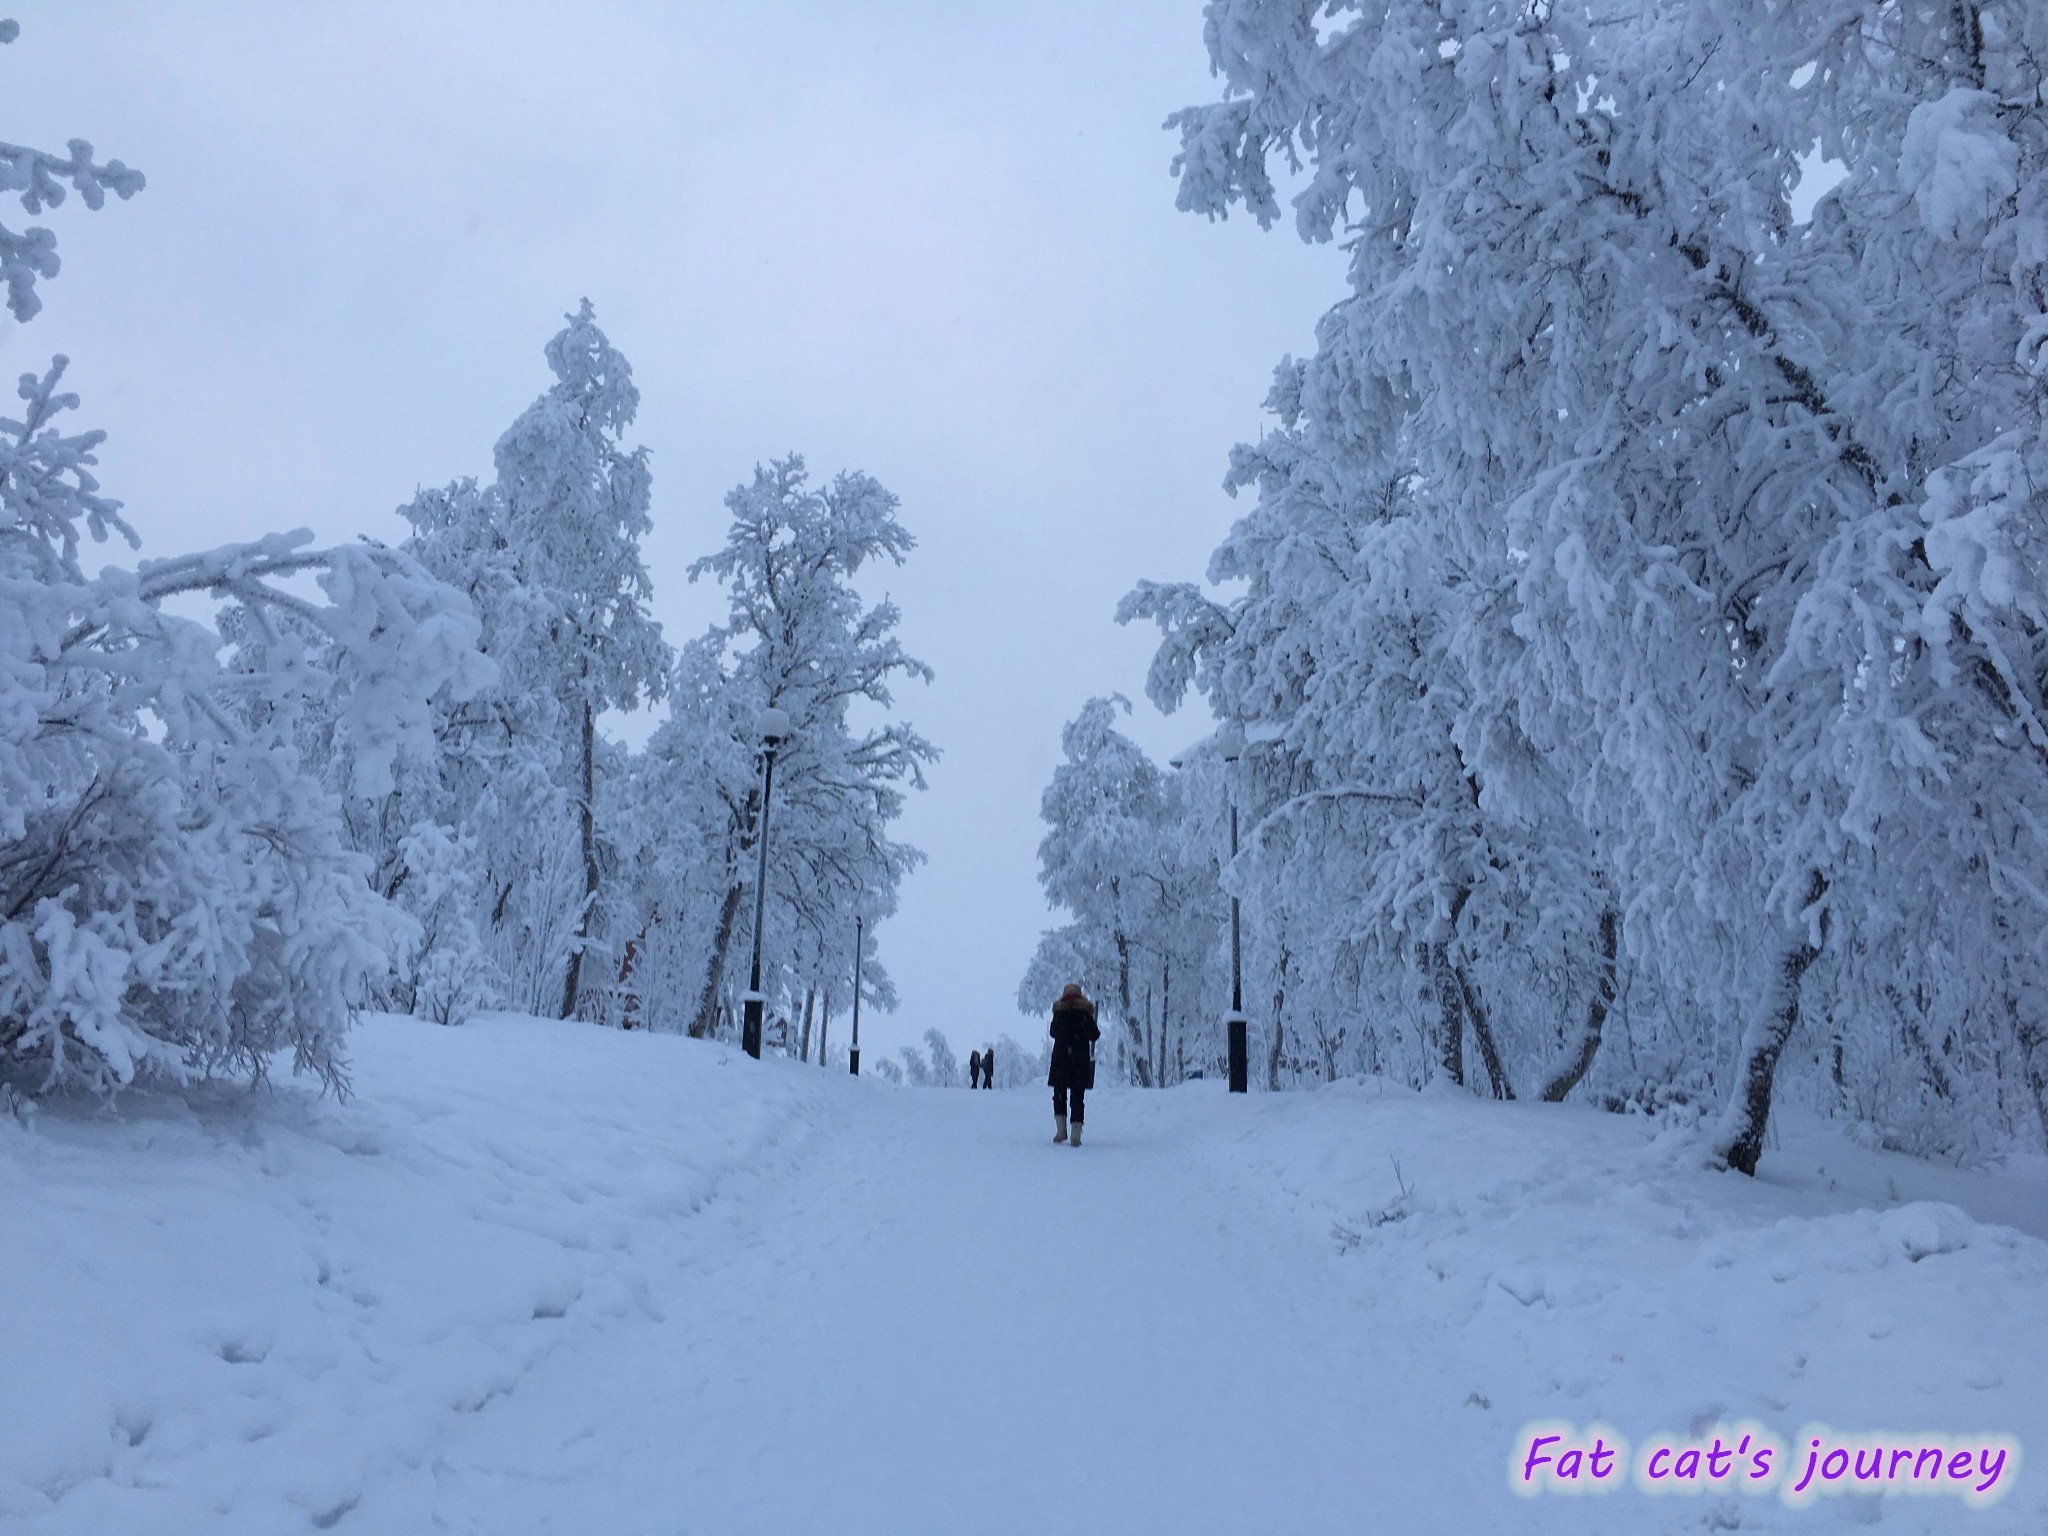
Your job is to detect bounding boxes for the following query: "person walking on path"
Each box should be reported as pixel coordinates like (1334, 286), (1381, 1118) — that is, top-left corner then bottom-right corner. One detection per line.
(1048, 983), (1100, 1146)
(968, 1050), (984, 1090)
(981, 1046), (995, 1089)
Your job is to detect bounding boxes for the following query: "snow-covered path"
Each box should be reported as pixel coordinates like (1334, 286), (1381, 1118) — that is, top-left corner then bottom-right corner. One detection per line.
(422, 1083), (1389, 1535)
(411, 1065), (2048, 1536)
(8, 1015), (2048, 1535)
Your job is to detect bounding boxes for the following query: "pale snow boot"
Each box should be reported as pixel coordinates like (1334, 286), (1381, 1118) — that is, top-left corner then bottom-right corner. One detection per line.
(1070, 1121), (1083, 1147)
(1054, 1114), (1068, 1144)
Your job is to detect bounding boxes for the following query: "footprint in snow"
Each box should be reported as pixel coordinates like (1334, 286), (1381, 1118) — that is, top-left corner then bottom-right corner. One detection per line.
(207, 1331), (272, 1365)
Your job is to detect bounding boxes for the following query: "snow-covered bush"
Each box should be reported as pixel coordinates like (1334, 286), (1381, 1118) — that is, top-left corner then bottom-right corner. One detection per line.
(0, 365), (490, 1094)
(389, 821), (496, 1027)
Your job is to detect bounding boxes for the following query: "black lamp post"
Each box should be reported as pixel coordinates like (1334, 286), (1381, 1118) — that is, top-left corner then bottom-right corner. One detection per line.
(848, 913), (863, 1076)
(1218, 721), (1248, 1094)
(741, 705), (792, 1060)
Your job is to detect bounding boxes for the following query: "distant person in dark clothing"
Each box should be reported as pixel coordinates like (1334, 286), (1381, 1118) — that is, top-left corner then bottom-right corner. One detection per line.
(1048, 983), (1100, 1146)
(981, 1046), (995, 1088)
(968, 1049), (984, 1089)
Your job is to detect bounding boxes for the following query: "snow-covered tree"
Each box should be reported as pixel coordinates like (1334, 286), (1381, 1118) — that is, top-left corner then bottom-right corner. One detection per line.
(396, 304), (669, 1020)
(887, 1027), (964, 1087)
(665, 455), (934, 1043)
(387, 821), (496, 1027)
(491, 301), (668, 1018)
(584, 648), (740, 1033)
(0, 22), (142, 324)
(987, 1031), (1051, 1089)
(922, 1027), (960, 1088)
(2, 33), (491, 1093)
(895, 1042), (932, 1086)
(1022, 697), (1227, 1086)
(1125, 0), (2048, 1166)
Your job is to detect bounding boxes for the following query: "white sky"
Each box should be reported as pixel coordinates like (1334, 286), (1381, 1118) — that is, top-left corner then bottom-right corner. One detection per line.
(5, 1), (1341, 1057)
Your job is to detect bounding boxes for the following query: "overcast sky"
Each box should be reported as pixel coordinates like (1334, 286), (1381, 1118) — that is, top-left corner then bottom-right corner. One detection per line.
(6, 1), (1342, 1057)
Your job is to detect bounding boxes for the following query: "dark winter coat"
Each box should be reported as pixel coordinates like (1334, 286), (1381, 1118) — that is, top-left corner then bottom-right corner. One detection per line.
(1047, 1003), (1100, 1091)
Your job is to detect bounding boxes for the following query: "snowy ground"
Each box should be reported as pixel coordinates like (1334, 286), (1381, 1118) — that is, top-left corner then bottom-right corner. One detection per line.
(4, 1014), (2045, 1535)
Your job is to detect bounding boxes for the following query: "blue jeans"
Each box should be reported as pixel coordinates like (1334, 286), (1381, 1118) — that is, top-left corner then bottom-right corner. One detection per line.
(1053, 1085), (1085, 1124)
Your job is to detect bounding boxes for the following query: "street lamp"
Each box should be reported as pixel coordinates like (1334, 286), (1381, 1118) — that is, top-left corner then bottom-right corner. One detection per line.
(849, 913), (864, 1076)
(741, 705), (793, 1060)
(1217, 721), (1248, 1094)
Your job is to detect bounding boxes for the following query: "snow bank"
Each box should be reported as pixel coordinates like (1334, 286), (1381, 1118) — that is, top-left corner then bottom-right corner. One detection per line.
(0, 1013), (843, 1534)
(1186, 1079), (2048, 1531)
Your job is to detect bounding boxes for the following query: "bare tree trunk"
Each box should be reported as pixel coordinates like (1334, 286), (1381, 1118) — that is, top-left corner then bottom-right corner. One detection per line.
(1713, 872), (1828, 1176)
(561, 698), (599, 1020)
(1419, 940), (1464, 1087)
(1114, 927), (1150, 1087)
(1266, 945), (1289, 1091)
(1885, 983), (1953, 1101)
(689, 787), (764, 1040)
(1952, 0), (1986, 85)
(2008, 994), (2048, 1149)
(799, 985), (816, 1063)
(1540, 905), (1618, 1102)
(616, 915), (653, 1031)
(1458, 966), (1514, 1100)
(690, 882), (746, 1038)
(1152, 990), (1162, 1086)
(1159, 958), (1171, 1088)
